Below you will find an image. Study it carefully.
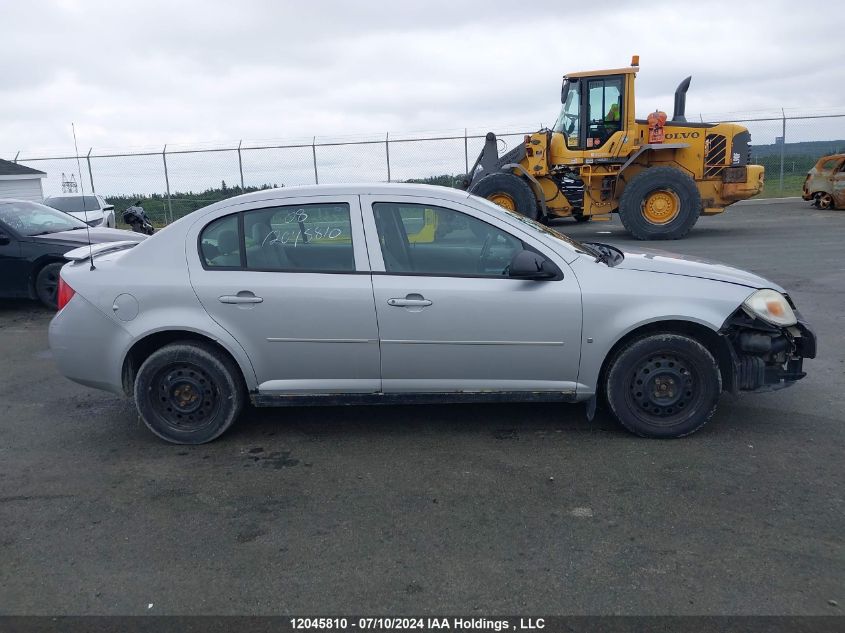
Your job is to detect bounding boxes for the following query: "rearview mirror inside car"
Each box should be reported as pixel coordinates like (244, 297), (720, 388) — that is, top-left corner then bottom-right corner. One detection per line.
(508, 249), (559, 280)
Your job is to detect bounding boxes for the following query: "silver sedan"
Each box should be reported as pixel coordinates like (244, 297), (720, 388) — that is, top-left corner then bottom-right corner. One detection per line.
(48, 184), (816, 444)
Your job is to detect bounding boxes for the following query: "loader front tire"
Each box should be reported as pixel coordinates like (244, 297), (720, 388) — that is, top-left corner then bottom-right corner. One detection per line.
(470, 173), (539, 220)
(618, 167), (701, 240)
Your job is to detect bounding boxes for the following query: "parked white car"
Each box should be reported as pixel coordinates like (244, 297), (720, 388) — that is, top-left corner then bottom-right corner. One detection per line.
(43, 194), (115, 228)
(48, 184), (815, 444)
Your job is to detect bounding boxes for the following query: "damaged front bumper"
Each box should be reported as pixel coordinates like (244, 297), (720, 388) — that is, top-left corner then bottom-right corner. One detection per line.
(720, 307), (816, 393)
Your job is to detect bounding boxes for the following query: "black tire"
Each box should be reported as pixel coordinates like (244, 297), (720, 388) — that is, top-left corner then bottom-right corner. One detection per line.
(35, 262), (63, 309)
(618, 167), (701, 240)
(134, 341), (245, 444)
(470, 172), (539, 220)
(605, 333), (721, 439)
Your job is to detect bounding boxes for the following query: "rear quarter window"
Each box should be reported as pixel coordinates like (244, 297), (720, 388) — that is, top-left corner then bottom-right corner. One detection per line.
(200, 215), (242, 268)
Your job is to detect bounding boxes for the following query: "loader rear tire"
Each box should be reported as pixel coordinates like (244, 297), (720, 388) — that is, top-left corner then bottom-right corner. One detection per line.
(470, 173), (539, 220)
(618, 167), (701, 240)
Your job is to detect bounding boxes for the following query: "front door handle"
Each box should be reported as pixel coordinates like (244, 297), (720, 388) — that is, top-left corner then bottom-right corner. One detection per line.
(387, 294), (432, 307)
(219, 291), (264, 304)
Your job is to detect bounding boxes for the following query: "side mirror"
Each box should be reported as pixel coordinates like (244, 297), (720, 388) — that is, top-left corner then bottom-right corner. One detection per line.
(103, 205), (115, 211)
(0, 232), (10, 246)
(508, 249), (559, 280)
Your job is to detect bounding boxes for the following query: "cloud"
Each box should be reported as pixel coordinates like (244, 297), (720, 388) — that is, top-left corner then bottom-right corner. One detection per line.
(1, 0), (843, 160)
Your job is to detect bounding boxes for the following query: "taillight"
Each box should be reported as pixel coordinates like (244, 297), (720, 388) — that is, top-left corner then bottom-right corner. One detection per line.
(57, 275), (76, 311)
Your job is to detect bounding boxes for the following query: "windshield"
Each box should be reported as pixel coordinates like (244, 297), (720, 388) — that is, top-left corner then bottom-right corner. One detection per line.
(44, 195), (101, 213)
(553, 78), (581, 142)
(469, 194), (592, 255)
(0, 200), (88, 236)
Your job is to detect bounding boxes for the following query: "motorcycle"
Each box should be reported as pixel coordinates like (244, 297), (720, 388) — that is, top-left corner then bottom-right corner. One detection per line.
(122, 201), (155, 235)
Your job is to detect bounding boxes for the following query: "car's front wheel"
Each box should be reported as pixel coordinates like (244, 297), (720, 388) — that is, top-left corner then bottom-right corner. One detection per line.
(605, 333), (721, 438)
(134, 341), (244, 444)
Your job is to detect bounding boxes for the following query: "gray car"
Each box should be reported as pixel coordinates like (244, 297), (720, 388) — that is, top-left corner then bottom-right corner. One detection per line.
(48, 184), (816, 444)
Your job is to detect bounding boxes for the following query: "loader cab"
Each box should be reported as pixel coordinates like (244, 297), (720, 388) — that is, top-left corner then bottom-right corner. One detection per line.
(553, 65), (637, 155)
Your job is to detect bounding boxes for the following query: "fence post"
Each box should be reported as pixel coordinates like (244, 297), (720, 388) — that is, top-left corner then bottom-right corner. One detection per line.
(237, 140), (244, 190)
(385, 132), (391, 182)
(464, 128), (469, 175)
(312, 136), (319, 184)
(162, 144), (173, 224)
(779, 109), (786, 195)
(86, 148), (96, 193)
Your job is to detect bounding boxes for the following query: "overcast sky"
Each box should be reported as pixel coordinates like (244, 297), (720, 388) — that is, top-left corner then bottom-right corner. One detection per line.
(2, 0), (844, 157)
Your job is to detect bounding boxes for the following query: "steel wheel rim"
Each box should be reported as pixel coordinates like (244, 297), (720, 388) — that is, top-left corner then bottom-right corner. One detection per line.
(150, 362), (221, 432)
(625, 352), (700, 427)
(642, 189), (681, 225)
(488, 192), (516, 211)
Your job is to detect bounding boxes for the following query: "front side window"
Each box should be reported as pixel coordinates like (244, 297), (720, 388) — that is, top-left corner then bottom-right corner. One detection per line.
(586, 77), (623, 147)
(373, 202), (522, 277)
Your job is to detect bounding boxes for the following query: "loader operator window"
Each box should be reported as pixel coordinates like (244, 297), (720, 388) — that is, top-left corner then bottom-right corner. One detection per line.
(587, 77), (623, 148)
(554, 79), (581, 147)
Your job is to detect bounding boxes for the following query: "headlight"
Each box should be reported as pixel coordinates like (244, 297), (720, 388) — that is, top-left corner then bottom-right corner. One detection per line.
(743, 289), (797, 327)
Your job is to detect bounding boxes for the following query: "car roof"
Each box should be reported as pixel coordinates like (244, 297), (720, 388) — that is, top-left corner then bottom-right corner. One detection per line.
(0, 198), (55, 205)
(44, 193), (100, 199)
(213, 183), (472, 209)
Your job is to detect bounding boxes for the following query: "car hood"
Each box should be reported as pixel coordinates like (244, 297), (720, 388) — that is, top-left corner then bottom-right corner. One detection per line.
(611, 245), (784, 291)
(30, 227), (146, 246)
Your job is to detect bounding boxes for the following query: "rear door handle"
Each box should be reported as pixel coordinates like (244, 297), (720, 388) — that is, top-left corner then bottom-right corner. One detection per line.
(387, 295), (432, 307)
(219, 292), (264, 304)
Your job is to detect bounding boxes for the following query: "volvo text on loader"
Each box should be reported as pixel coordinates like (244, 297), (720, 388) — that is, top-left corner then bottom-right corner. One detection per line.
(465, 56), (765, 240)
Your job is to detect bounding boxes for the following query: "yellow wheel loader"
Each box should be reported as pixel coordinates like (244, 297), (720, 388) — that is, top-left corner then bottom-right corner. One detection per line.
(465, 56), (765, 240)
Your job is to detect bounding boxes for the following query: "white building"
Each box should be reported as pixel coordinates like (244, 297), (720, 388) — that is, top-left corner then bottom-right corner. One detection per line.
(0, 159), (46, 202)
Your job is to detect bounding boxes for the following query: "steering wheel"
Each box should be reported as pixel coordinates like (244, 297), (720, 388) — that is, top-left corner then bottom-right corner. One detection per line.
(477, 231), (512, 276)
(477, 231), (494, 274)
(562, 112), (579, 135)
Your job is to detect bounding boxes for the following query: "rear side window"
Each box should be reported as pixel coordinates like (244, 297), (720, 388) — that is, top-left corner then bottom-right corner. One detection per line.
(820, 158), (841, 171)
(199, 203), (355, 272)
(200, 215), (242, 267)
(244, 203), (354, 272)
(44, 196), (101, 213)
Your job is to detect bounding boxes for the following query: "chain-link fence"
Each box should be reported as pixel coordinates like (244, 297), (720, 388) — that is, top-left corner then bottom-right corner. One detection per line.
(9, 112), (845, 226)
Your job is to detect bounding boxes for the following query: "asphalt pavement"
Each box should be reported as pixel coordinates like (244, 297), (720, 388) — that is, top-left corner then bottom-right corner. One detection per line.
(0, 198), (842, 615)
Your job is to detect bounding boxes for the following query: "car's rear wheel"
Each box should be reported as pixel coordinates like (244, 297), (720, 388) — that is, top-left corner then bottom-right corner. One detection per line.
(605, 333), (721, 438)
(134, 341), (244, 444)
(35, 262), (63, 309)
